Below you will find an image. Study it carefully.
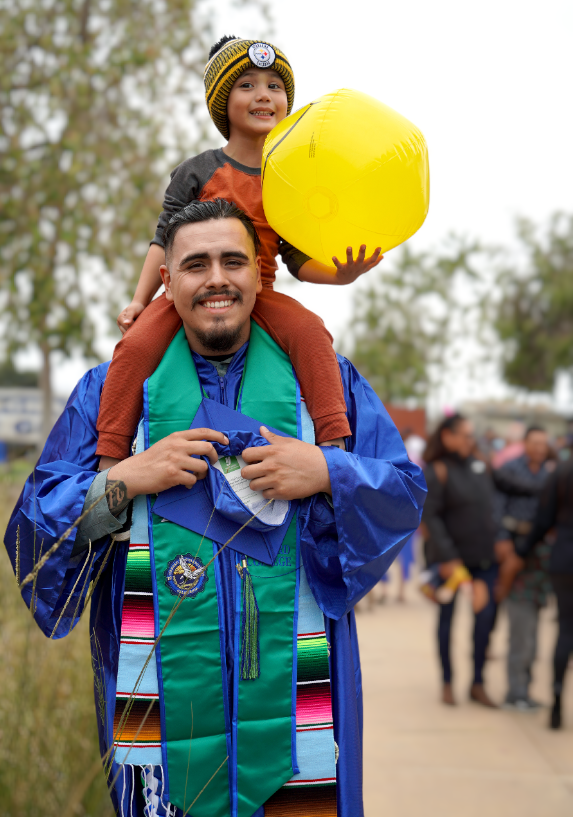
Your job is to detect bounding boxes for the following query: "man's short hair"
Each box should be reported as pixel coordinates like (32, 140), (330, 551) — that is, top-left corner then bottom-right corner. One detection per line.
(162, 198), (261, 264)
(524, 425), (547, 439)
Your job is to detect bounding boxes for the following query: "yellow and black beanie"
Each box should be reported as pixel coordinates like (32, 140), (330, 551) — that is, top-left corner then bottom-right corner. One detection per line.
(204, 36), (295, 139)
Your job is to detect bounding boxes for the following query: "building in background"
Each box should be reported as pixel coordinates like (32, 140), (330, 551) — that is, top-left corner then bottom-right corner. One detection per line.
(385, 406), (427, 439)
(0, 388), (67, 460)
(462, 400), (569, 440)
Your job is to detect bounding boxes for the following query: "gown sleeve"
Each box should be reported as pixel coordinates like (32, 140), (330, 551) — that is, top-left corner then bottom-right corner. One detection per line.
(3, 362), (112, 638)
(299, 355), (427, 620)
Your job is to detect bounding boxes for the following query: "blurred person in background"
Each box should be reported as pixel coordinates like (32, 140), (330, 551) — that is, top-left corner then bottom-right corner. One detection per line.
(517, 459), (573, 729)
(398, 429), (426, 601)
(477, 427), (503, 465)
(422, 414), (499, 707)
(555, 433), (573, 462)
(491, 421), (526, 469)
(362, 428), (425, 609)
(494, 427), (553, 711)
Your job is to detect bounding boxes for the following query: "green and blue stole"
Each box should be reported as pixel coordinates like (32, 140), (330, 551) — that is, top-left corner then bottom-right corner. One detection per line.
(146, 322), (300, 816)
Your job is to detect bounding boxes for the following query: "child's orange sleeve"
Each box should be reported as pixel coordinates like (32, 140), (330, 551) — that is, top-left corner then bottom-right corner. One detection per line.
(252, 290), (350, 443)
(96, 295), (182, 459)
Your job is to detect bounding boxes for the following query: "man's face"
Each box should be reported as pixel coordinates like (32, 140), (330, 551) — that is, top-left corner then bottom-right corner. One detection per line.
(161, 218), (262, 355)
(524, 431), (549, 465)
(226, 68), (288, 139)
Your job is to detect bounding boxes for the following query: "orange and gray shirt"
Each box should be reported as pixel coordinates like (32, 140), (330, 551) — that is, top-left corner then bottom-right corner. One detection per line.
(151, 148), (310, 287)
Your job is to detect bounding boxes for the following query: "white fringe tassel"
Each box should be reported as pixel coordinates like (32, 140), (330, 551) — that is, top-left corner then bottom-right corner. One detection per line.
(141, 765), (174, 816)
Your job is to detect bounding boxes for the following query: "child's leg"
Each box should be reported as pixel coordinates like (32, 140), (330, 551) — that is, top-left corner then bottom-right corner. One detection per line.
(96, 294), (182, 459)
(252, 289), (351, 443)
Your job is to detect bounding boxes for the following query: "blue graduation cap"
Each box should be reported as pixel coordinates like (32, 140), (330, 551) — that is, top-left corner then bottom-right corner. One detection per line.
(152, 399), (298, 565)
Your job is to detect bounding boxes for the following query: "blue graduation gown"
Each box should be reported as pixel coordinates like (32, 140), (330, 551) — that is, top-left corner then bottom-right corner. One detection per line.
(4, 345), (426, 816)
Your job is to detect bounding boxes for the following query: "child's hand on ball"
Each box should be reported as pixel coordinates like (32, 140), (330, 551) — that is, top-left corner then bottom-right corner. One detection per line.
(117, 301), (146, 334)
(332, 245), (383, 285)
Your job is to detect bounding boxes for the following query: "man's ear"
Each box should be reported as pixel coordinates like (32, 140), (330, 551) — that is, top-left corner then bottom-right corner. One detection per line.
(160, 264), (174, 302)
(255, 255), (263, 294)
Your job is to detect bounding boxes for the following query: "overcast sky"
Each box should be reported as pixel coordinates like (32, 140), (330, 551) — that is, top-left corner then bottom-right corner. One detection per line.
(53, 0), (573, 403)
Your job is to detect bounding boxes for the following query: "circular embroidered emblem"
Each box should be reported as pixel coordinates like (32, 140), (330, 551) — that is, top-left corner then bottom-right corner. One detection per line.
(164, 554), (208, 599)
(248, 42), (276, 68)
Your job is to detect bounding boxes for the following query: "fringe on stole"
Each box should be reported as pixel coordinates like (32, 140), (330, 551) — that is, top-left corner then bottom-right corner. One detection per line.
(117, 764), (175, 817)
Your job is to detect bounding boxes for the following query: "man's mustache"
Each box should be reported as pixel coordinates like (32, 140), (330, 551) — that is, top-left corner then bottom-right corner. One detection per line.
(192, 289), (243, 308)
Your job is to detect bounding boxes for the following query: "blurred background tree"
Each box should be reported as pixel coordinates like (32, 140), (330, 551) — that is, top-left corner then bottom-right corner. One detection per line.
(345, 239), (481, 403)
(492, 213), (573, 392)
(0, 0), (219, 445)
(0, 3), (270, 815)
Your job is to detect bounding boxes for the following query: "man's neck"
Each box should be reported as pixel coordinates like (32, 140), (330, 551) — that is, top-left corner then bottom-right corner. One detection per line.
(222, 135), (265, 169)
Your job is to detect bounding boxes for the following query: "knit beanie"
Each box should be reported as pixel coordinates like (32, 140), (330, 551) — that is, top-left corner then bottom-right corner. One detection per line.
(204, 37), (295, 139)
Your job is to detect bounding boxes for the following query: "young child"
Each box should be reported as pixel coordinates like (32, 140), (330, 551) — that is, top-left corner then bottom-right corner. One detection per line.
(96, 36), (383, 462)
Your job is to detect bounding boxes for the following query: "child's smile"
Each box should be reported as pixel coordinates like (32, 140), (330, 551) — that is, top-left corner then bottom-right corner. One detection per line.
(250, 108), (275, 119)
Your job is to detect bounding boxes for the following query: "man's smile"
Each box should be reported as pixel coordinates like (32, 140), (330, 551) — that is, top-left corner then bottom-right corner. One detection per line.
(195, 293), (239, 314)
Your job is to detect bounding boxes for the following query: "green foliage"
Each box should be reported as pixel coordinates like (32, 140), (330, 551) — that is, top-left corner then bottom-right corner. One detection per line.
(0, 360), (37, 387)
(0, 0), (215, 365)
(346, 239), (481, 403)
(0, 0), (224, 443)
(493, 213), (573, 392)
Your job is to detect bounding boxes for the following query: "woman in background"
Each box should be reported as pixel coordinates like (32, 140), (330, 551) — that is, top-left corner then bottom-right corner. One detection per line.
(422, 414), (498, 707)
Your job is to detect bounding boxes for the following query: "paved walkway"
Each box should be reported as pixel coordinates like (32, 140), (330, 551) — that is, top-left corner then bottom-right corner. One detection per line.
(356, 575), (573, 817)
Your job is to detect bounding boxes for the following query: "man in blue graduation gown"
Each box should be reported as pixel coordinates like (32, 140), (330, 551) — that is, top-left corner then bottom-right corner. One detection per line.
(5, 199), (426, 817)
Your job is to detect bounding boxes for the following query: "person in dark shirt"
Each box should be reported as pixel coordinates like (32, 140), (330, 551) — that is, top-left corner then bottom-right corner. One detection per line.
(494, 427), (552, 711)
(518, 460), (573, 729)
(422, 414), (498, 708)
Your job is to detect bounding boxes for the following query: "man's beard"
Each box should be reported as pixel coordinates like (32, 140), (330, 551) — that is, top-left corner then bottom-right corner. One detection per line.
(192, 318), (245, 353)
(191, 288), (245, 353)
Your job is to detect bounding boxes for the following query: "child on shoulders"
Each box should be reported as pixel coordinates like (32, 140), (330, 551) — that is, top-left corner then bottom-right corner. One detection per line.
(97, 36), (382, 463)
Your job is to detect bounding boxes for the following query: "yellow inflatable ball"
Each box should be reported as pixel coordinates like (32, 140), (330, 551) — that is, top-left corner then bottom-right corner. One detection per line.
(262, 88), (429, 269)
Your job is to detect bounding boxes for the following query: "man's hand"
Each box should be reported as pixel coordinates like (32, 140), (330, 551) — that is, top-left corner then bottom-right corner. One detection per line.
(332, 245), (383, 285)
(117, 301), (146, 334)
(108, 428), (229, 498)
(241, 427), (332, 500)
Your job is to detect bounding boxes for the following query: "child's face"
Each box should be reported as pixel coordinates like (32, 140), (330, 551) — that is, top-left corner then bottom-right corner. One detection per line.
(226, 68), (288, 139)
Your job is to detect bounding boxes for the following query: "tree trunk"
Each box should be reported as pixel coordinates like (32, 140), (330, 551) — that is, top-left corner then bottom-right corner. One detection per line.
(38, 342), (52, 452)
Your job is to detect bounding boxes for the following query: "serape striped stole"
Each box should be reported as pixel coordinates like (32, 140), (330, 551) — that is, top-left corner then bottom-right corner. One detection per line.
(112, 423), (337, 814)
(264, 567), (337, 816)
(113, 481), (162, 763)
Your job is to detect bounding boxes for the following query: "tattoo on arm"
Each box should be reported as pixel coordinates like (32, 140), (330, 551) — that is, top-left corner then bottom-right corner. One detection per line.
(106, 478), (130, 516)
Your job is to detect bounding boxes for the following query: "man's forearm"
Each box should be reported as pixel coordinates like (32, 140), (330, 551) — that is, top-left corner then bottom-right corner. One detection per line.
(73, 470), (129, 555)
(106, 476), (130, 516)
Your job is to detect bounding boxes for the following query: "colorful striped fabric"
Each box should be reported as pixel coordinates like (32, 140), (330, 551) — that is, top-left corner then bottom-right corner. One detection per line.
(113, 427), (162, 766)
(112, 424), (337, 813)
(264, 566), (337, 815)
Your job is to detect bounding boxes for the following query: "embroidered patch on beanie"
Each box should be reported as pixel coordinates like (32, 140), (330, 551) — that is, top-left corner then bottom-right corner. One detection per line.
(248, 42), (276, 68)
